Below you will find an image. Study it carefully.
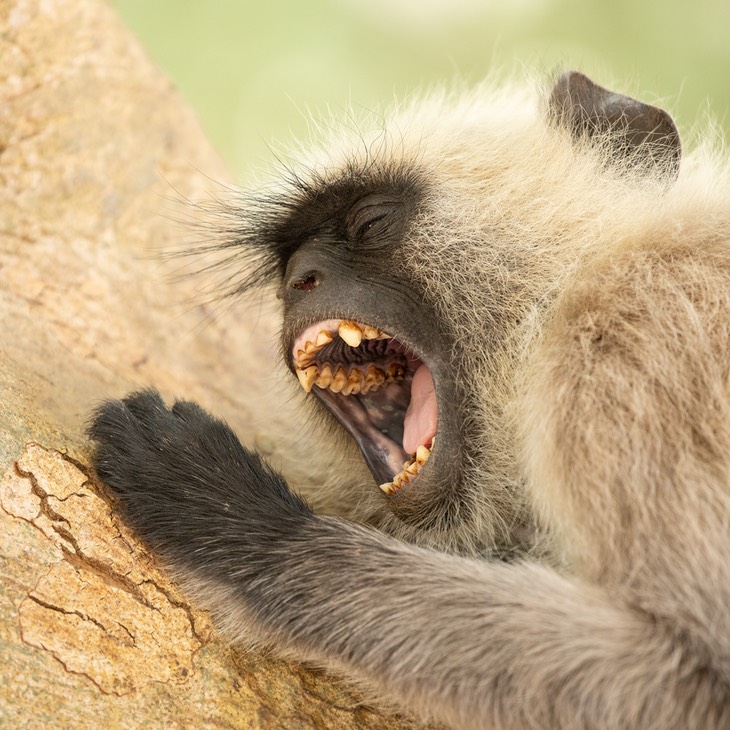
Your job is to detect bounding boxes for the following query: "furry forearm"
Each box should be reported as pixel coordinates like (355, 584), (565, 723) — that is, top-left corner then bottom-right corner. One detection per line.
(185, 514), (727, 730)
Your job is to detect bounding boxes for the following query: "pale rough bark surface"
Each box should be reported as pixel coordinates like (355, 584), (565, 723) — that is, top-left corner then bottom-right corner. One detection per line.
(0, 1), (432, 727)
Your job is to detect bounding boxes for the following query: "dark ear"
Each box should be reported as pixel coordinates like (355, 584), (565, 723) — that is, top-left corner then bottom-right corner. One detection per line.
(549, 71), (681, 177)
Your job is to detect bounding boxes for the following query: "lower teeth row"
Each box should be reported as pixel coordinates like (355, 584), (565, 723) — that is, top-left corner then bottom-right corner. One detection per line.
(379, 443), (432, 495)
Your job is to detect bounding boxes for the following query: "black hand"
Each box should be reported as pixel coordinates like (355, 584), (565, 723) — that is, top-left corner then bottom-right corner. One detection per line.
(88, 389), (313, 575)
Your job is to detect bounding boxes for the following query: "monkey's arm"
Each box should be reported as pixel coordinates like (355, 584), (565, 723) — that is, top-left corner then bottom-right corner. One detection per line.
(89, 391), (728, 730)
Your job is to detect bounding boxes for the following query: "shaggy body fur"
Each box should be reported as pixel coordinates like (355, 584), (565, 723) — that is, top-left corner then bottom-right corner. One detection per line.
(90, 73), (730, 728)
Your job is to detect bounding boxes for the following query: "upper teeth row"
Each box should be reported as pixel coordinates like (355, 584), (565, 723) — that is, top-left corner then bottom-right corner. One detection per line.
(294, 321), (399, 396)
(294, 320), (389, 369)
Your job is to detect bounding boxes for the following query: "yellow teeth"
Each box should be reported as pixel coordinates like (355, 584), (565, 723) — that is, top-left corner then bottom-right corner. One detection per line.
(330, 366), (347, 394)
(338, 321), (363, 348)
(297, 363), (398, 396)
(379, 444), (432, 495)
(387, 363), (404, 380)
(294, 322), (388, 369)
(364, 365), (386, 392)
(294, 320), (401, 395)
(363, 324), (389, 340)
(296, 329), (332, 367)
(293, 320), (431, 495)
(316, 364), (333, 389)
(296, 362), (401, 396)
(296, 365), (318, 393)
(316, 330), (334, 347)
(342, 368), (364, 396)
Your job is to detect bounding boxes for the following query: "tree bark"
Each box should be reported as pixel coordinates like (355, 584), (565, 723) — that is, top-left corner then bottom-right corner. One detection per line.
(0, 1), (431, 727)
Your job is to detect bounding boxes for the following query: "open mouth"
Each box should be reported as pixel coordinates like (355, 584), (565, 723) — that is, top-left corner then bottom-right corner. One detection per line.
(291, 319), (437, 495)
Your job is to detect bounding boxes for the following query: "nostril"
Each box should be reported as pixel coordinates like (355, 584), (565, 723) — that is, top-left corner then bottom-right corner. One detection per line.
(291, 273), (320, 292)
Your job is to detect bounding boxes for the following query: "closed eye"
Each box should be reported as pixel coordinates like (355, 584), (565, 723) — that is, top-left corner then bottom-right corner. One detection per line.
(357, 212), (390, 239)
(347, 194), (404, 244)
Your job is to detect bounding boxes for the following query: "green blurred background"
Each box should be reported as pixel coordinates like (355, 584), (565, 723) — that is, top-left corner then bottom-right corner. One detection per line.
(113, 0), (729, 182)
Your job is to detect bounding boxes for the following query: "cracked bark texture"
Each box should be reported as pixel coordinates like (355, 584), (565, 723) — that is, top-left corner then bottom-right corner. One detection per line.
(0, 1), (432, 728)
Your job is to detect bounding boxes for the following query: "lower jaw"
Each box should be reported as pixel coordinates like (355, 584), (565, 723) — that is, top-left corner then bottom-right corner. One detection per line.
(312, 387), (435, 495)
(313, 387), (407, 484)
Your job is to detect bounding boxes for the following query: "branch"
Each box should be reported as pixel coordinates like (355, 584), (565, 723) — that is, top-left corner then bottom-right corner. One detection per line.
(0, 0), (433, 726)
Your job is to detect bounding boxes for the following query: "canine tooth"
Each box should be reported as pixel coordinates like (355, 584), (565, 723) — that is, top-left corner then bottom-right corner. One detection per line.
(315, 364), (333, 388)
(339, 321), (363, 348)
(330, 366), (347, 393)
(416, 445), (431, 464)
(316, 330), (334, 347)
(296, 365), (318, 393)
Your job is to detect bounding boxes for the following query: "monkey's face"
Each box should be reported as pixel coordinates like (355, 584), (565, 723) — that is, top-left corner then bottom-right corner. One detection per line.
(271, 168), (471, 535)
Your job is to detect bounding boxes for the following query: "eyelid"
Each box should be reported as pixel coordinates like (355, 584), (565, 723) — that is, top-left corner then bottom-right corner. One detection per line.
(347, 197), (403, 242)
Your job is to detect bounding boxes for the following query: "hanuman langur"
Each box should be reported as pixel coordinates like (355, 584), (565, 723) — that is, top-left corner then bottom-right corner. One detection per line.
(90, 71), (730, 729)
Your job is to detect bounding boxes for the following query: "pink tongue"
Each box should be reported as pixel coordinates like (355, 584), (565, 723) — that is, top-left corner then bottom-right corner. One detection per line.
(403, 365), (437, 455)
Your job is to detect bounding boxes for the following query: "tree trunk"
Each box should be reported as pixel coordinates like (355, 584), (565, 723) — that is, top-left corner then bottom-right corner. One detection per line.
(0, 1), (431, 727)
